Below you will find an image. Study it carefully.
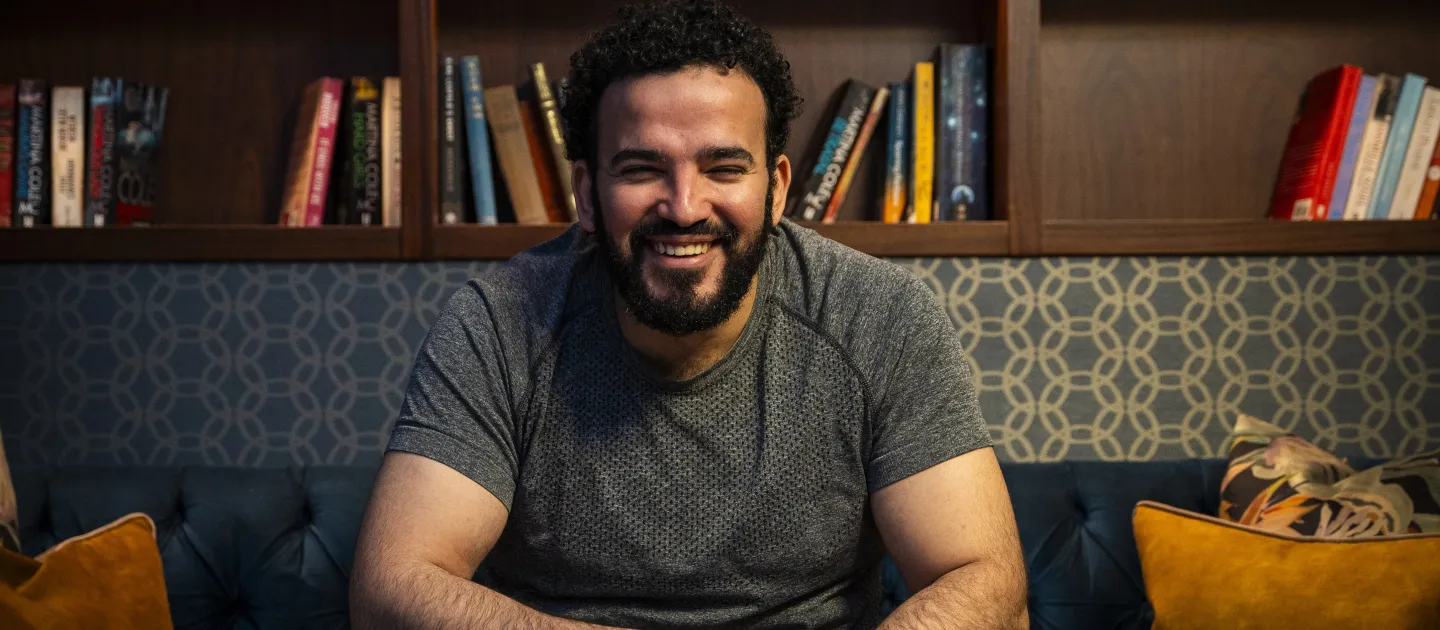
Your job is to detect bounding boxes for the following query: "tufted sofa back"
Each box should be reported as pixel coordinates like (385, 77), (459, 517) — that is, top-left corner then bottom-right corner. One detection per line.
(11, 460), (1295, 629)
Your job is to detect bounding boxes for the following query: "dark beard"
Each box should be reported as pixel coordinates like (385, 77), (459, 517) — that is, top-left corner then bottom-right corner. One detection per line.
(594, 185), (773, 337)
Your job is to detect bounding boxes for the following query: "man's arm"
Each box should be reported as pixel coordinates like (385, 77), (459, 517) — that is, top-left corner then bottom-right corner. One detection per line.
(871, 446), (1028, 630)
(349, 451), (626, 630)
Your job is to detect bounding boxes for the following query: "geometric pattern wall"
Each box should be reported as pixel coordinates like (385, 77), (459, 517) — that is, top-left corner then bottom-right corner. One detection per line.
(1, 255), (1436, 469)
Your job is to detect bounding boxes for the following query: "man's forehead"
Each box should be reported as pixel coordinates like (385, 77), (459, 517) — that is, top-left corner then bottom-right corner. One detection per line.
(596, 66), (766, 152)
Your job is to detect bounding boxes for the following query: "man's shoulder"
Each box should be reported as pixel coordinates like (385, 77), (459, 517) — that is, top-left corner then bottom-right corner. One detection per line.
(770, 219), (938, 329)
(443, 224), (600, 340)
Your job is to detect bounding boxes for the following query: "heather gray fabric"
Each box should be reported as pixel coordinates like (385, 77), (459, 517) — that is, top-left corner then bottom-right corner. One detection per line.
(386, 219), (992, 629)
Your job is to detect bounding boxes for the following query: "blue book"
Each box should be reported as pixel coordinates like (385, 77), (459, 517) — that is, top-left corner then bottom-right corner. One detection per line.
(1368, 73), (1427, 218)
(1328, 74), (1375, 219)
(882, 82), (909, 222)
(460, 56), (499, 225)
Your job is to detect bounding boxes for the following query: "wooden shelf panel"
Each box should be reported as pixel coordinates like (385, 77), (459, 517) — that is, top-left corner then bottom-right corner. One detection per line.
(1041, 219), (1440, 255)
(431, 220), (1011, 260)
(0, 226), (402, 262)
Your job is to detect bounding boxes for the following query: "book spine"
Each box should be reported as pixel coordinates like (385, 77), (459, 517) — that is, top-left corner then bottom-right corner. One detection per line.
(1386, 86), (1440, 219)
(461, 56), (499, 225)
(910, 62), (935, 223)
(85, 78), (121, 227)
(301, 78), (342, 226)
(790, 80), (875, 222)
(382, 76), (402, 226)
(1345, 74), (1397, 220)
(1367, 73), (1427, 218)
(1328, 74), (1376, 219)
(520, 98), (564, 223)
(1268, 66), (1358, 221)
(484, 84), (548, 224)
(881, 82), (908, 223)
(114, 83), (168, 226)
(439, 58), (465, 224)
(954, 45), (989, 221)
(279, 81), (321, 226)
(354, 79), (382, 226)
(15, 80), (49, 228)
(532, 62), (576, 221)
(1413, 123), (1440, 220)
(334, 80), (357, 224)
(0, 84), (14, 227)
(933, 45), (957, 223)
(822, 87), (888, 223)
(51, 86), (84, 227)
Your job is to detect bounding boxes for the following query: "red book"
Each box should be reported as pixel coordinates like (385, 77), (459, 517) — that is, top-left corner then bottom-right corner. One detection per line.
(1269, 65), (1363, 221)
(0, 85), (14, 227)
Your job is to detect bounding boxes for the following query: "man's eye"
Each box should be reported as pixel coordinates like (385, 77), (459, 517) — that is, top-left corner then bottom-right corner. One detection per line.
(711, 167), (746, 177)
(620, 166), (659, 177)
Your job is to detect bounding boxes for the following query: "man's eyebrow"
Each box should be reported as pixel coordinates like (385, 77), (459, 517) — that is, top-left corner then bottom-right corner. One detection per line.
(700, 146), (754, 166)
(609, 148), (665, 168)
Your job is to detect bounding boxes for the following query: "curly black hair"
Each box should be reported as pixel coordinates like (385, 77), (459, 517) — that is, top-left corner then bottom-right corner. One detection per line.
(559, 0), (803, 175)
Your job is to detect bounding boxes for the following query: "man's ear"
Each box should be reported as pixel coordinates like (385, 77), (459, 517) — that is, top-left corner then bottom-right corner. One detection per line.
(574, 160), (596, 233)
(769, 153), (791, 226)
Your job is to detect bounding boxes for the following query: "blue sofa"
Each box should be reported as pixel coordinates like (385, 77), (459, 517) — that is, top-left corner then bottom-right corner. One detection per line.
(12, 460), (1238, 629)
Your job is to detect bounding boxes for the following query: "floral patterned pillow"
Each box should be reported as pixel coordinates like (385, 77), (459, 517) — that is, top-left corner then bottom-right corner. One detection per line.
(1219, 414), (1440, 538)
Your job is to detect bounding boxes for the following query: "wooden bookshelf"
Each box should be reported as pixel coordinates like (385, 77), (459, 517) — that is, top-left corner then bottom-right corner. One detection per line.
(0, 226), (402, 262)
(1, 0), (1437, 262)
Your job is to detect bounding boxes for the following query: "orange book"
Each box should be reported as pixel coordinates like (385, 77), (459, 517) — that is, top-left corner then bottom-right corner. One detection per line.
(1413, 137), (1440, 220)
(519, 98), (565, 223)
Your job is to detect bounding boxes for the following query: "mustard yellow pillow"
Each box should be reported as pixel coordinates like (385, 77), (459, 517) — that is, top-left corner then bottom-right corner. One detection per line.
(1134, 500), (1440, 630)
(0, 512), (172, 630)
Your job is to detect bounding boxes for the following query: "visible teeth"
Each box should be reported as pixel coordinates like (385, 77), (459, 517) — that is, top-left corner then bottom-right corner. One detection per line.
(653, 242), (711, 257)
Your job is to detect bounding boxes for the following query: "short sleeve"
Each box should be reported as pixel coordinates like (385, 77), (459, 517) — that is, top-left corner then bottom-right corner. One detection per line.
(385, 282), (521, 510)
(866, 277), (992, 493)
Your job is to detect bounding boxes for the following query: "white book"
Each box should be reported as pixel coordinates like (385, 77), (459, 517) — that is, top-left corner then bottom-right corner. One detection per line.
(1344, 75), (1395, 220)
(50, 86), (85, 227)
(381, 76), (402, 227)
(1388, 86), (1440, 219)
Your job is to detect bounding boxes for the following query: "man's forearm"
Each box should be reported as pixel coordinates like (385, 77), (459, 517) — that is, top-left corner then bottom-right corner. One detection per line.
(351, 560), (628, 630)
(876, 559), (1028, 630)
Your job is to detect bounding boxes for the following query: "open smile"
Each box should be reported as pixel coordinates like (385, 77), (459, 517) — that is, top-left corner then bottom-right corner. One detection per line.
(644, 237), (721, 269)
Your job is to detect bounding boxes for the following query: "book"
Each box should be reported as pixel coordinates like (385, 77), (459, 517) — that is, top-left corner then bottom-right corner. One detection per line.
(934, 44), (989, 221)
(382, 76), (402, 226)
(113, 82), (169, 226)
(338, 77), (382, 226)
(439, 58), (466, 225)
(461, 56), (499, 225)
(51, 86), (85, 227)
(910, 62), (935, 223)
(1386, 86), (1440, 219)
(519, 97), (566, 223)
(1327, 74), (1376, 220)
(1413, 125), (1440, 220)
(822, 86), (888, 223)
(484, 84), (549, 224)
(278, 77), (343, 226)
(0, 84), (14, 227)
(14, 79), (50, 228)
(881, 81), (909, 223)
(85, 78), (122, 227)
(1367, 72), (1427, 219)
(1344, 73), (1399, 220)
(532, 62), (576, 221)
(788, 79), (876, 222)
(1268, 65), (1362, 221)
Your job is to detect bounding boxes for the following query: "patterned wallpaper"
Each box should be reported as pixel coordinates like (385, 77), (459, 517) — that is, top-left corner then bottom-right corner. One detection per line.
(1, 255), (1436, 468)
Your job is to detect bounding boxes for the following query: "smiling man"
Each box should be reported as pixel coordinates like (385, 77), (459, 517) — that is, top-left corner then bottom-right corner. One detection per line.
(349, 1), (1027, 628)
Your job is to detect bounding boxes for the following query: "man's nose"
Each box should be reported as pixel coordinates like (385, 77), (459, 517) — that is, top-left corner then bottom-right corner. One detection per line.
(655, 167), (710, 227)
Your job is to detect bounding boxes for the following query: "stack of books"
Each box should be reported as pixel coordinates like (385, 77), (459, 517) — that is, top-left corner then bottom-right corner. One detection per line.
(0, 78), (168, 228)
(785, 43), (992, 225)
(278, 76), (402, 227)
(1271, 64), (1440, 221)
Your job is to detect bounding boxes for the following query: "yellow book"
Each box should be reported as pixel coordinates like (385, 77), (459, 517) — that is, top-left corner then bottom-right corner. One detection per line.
(909, 62), (934, 223)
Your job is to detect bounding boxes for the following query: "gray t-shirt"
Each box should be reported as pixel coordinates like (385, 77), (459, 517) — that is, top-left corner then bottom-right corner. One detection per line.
(386, 219), (991, 629)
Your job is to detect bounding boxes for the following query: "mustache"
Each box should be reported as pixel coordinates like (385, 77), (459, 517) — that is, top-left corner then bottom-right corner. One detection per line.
(628, 218), (740, 242)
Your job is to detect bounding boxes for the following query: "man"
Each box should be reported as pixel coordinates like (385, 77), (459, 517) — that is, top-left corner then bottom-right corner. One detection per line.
(350, 0), (1028, 627)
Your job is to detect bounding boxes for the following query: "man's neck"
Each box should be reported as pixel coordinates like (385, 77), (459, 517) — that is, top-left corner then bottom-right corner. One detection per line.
(615, 276), (760, 382)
